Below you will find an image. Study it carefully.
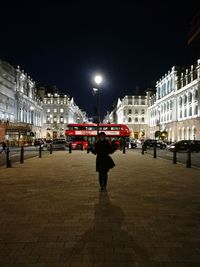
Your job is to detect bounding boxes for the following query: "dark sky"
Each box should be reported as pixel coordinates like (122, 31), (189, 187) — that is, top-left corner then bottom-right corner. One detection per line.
(0, 1), (199, 118)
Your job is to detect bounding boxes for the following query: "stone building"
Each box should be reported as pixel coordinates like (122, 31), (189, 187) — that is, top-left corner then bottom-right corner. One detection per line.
(107, 91), (152, 139)
(0, 59), (43, 145)
(38, 87), (87, 139)
(148, 59), (200, 141)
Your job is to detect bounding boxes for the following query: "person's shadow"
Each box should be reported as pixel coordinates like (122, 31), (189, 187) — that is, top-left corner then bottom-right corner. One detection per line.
(66, 193), (149, 265)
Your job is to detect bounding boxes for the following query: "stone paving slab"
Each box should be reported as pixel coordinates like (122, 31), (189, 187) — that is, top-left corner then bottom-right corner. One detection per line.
(0, 150), (200, 266)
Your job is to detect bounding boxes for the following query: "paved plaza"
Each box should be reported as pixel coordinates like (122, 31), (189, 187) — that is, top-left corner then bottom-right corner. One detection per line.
(0, 150), (200, 267)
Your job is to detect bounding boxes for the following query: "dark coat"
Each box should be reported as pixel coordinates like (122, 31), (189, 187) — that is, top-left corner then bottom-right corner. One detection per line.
(91, 140), (116, 172)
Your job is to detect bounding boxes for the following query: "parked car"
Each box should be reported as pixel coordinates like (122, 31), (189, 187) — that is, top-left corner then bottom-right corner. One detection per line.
(47, 139), (67, 150)
(169, 140), (200, 152)
(34, 139), (44, 147)
(143, 139), (167, 149)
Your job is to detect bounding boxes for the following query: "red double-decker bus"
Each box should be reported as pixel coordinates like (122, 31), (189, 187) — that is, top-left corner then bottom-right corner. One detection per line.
(65, 123), (130, 150)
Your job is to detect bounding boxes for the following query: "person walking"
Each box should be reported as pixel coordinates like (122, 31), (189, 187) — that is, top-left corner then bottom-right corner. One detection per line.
(90, 132), (117, 192)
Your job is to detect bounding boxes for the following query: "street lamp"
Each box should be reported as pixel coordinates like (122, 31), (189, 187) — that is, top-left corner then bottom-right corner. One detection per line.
(94, 75), (102, 135)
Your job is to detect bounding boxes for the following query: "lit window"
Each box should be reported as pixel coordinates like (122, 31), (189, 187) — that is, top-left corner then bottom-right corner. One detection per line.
(60, 117), (64, 122)
(47, 109), (50, 113)
(60, 108), (64, 113)
(189, 106), (192, 116)
(53, 116), (57, 122)
(54, 108), (57, 113)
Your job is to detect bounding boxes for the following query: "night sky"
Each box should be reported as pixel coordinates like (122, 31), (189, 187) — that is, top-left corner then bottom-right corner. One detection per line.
(0, 1), (199, 119)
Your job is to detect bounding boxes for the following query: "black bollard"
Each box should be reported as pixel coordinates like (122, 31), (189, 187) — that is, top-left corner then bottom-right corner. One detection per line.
(173, 148), (177, 164)
(141, 144), (145, 154)
(186, 148), (191, 168)
(153, 141), (157, 158)
(123, 143), (126, 154)
(69, 142), (72, 153)
(20, 146), (24, 164)
(6, 147), (11, 168)
(50, 143), (53, 154)
(39, 144), (42, 158)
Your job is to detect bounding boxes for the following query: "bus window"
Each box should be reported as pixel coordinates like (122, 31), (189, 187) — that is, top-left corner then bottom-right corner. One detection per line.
(86, 126), (94, 130)
(102, 126), (110, 130)
(73, 126), (86, 130)
(111, 126), (120, 130)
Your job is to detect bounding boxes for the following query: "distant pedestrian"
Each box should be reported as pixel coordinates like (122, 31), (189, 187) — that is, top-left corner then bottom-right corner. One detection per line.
(0, 142), (7, 153)
(90, 132), (117, 192)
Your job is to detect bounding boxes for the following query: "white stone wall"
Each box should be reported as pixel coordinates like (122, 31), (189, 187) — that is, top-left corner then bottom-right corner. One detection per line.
(148, 59), (200, 141)
(0, 60), (15, 123)
(42, 94), (87, 139)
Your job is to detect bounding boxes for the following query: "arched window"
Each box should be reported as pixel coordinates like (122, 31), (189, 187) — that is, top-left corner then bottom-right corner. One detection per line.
(184, 95), (187, 105)
(189, 106), (192, 116)
(128, 117), (132, 123)
(184, 108), (187, 117)
(179, 97), (182, 106)
(188, 92), (192, 103)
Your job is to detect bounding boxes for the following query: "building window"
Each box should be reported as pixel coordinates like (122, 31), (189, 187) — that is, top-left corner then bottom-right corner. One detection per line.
(128, 98), (132, 105)
(141, 99), (146, 105)
(128, 117), (132, 123)
(179, 97), (182, 106)
(128, 109), (132, 114)
(184, 95), (187, 105)
(60, 108), (64, 113)
(195, 90), (198, 100)
(135, 117), (138, 123)
(47, 109), (50, 113)
(141, 117), (144, 123)
(47, 116), (50, 121)
(194, 105), (198, 115)
(189, 106), (192, 116)
(53, 116), (57, 122)
(184, 109), (187, 117)
(179, 110), (182, 118)
(60, 116), (64, 122)
(123, 110), (126, 116)
(135, 109), (138, 114)
(188, 92), (192, 103)
(54, 108), (57, 113)
(141, 109), (145, 114)
(47, 100), (51, 104)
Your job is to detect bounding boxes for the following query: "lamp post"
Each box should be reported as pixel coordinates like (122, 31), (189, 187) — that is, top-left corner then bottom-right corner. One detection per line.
(93, 75), (102, 136)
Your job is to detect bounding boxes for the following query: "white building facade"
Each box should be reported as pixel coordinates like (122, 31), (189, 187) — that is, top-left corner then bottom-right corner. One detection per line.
(148, 59), (200, 141)
(41, 91), (87, 139)
(107, 92), (152, 139)
(0, 60), (42, 145)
